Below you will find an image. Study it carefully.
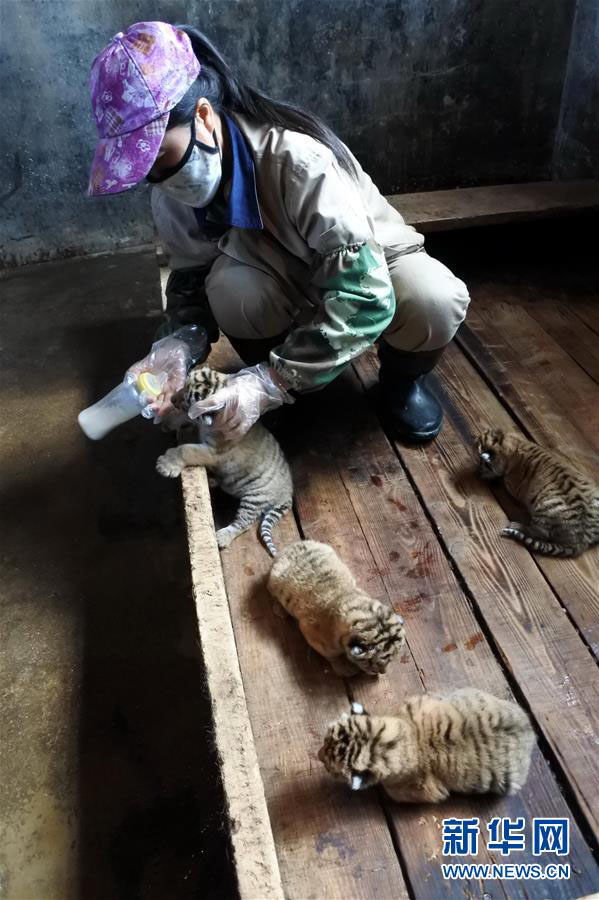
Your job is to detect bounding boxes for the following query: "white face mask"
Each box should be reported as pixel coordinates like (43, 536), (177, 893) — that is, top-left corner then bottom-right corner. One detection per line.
(150, 119), (222, 207)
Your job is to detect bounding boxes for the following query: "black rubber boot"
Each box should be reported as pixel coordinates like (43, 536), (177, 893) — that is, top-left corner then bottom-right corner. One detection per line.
(224, 331), (289, 367)
(155, 267), (220, 357)
(377, 342), (446, 443)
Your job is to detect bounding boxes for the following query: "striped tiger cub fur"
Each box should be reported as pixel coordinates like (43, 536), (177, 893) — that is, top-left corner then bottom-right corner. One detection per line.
(318, 690), (535, 801)
(156, 366), (293, 556)
(267, 540), (405, 676)
(476, 428), (599, 557)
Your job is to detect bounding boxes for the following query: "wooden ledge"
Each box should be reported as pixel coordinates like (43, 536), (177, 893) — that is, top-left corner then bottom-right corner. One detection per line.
(181, 467), (284, 900)
(388, 180), (599, 231)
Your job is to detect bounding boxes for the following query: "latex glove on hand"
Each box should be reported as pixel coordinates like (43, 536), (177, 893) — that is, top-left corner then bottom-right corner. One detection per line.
(126, 326), (207, 420)
(187, 363), (294, 444)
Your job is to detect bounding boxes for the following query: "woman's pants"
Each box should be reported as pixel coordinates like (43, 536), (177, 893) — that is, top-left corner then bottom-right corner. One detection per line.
(203, 249), (470, 357)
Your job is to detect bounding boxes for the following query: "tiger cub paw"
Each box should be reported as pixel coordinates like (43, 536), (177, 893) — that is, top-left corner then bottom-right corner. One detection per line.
(156, 451), (183, 479)
(215, 527), (235, 549)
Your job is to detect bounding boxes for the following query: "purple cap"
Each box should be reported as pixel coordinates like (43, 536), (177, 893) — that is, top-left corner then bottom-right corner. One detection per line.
(88, 22), (200, 196)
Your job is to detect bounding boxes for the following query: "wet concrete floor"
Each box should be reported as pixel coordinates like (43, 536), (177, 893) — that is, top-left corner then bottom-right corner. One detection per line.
(0, 251), (236, 900)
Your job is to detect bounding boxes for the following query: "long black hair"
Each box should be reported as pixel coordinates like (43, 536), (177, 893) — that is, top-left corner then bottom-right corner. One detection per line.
(168, 25), (356, 178)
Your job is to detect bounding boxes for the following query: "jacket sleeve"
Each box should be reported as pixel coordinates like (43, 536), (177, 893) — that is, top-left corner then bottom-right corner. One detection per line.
(269, 152), (396, 391)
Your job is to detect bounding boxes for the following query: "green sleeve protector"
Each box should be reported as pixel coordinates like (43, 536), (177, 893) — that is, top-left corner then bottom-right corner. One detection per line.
(270, 239), (395, 391)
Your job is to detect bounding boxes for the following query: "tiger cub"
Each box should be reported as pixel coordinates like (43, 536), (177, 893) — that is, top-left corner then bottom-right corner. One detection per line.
(476, 428), (599, 557)
(156, 366), (293, 555)
(319, 690), (535, 801)
(267, 540), (405, 676)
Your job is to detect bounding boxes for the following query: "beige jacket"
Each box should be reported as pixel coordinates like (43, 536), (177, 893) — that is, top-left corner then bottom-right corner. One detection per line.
(152, 114), (424, 389)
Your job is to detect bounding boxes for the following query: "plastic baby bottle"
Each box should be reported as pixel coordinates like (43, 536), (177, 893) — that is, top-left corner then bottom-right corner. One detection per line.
(78, 372), (162, 440)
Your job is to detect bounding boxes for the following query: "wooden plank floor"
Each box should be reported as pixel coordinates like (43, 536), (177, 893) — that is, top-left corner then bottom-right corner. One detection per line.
(210, 217), (599, 899)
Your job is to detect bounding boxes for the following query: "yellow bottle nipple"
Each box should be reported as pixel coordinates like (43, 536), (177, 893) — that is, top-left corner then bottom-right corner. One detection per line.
(136, 372), (162, 398)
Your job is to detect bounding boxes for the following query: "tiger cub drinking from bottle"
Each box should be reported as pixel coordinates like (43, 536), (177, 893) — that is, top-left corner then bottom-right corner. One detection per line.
(156, 366), (292, 555)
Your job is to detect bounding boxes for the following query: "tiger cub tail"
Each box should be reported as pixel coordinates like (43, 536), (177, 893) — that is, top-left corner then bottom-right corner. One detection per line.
(260, 503), (292, 557)
(501, 526), (577, 557)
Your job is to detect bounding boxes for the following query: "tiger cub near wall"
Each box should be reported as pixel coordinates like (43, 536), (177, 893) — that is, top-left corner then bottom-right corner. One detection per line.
(319, 690), (535, 802)
(267, 540), (405, 676)
(156, 366), (293, 555)
(476, 428), (599, 557)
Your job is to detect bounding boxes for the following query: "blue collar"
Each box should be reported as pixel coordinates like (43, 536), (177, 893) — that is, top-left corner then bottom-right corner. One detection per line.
(193, 113), (263, 231)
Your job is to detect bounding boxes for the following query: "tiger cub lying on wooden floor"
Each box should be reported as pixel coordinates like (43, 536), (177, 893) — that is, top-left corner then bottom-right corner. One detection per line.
(267, 540), (405, 676)
(477, 428), (599, 557)
(319, 690), (535, 801)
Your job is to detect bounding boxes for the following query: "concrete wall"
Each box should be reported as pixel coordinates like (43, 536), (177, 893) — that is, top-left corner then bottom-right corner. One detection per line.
(553, 0), (599, 179)
(0, 0), (580, 268)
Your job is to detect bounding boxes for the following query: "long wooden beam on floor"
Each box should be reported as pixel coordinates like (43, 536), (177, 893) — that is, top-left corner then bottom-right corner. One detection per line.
(181, 466), (284, 900)
(390, 180), (599, 232)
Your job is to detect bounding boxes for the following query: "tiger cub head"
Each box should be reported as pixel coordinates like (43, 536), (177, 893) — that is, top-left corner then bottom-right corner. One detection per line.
(318, 703), (410, 790)
(172, 366), (229, 413)
(476, 428), (511, 479)
(341, 599), (405, 675)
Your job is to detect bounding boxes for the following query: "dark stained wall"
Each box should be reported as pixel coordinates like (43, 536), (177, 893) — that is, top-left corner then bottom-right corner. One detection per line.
(0, 0), (582, 267)
(553, 0), (599, 179)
